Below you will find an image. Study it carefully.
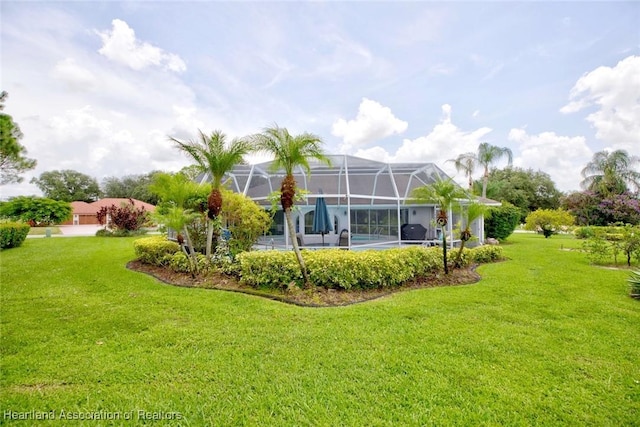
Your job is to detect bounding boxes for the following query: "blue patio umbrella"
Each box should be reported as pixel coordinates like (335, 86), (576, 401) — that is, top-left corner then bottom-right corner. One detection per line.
(312, 192), (333, 246)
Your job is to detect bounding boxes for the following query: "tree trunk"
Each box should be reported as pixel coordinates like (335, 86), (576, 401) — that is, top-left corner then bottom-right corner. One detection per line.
(284, 207), (310, 286)
(482, 168), (489, 198)
(206, 220), (214, 258)
(207, 189), (222, 220)
(182, 225), (198, 278)
(454, 228), (472, 268)
(442, 232), (449, 275)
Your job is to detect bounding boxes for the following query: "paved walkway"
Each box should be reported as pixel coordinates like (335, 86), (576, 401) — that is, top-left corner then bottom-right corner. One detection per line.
(27, 225), (104, 238)
(59, 225), (104, 236)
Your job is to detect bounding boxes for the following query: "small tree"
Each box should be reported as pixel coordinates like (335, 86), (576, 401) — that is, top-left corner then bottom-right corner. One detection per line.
(149, 173), (211, 276)
(250, 124), (331, 286)
(454, 202), (486, 267)
(0, 91), (37, 184)
(411, 177), (469, 274)
(524, 209), (575, 238)
(0, 196), (71, 226)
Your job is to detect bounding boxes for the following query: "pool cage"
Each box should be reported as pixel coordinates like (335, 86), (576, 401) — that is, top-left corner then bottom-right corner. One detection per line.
(204, 155), (487, 250)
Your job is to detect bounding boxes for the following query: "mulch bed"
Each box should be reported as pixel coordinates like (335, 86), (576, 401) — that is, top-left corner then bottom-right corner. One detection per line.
(127, 260), (481, 307)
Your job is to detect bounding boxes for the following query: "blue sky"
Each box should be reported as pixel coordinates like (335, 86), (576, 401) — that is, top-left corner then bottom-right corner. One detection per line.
(1, 1), (639, 199)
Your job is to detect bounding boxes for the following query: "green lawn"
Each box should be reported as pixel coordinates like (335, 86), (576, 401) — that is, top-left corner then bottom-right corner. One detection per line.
(1, 234), (638, 426)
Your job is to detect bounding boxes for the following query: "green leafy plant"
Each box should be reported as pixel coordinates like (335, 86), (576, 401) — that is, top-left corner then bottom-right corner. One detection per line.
(133, 236), (180, 266)
(238, 245), (499, 291)
(410, 176), (470, 274)
(0, 221), (30, 249)
(524, 208), (575, 238)
(0, 196), (72, 226)
(484, 202), (522, 241)
(470, 245), (505, 263)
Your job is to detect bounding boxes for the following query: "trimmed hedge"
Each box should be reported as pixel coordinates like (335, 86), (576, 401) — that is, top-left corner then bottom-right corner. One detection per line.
(133, 236), (180, 266)
(0, 222), (30, 249)
(469, 245), (504, 263)
(485, 203), (521, 241)
(238, 245), (504, 290)
(168, 252), (210, 274)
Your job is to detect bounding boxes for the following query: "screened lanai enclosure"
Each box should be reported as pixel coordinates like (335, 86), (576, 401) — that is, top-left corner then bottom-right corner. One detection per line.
(206, 155), (492, 250)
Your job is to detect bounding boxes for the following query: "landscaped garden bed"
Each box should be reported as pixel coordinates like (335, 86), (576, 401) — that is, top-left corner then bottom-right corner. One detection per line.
(127, 258), (482, 307)
(130, 235), (503, 306)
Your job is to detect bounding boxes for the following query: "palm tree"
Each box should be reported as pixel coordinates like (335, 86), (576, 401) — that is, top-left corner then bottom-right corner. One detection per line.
(580, 149), (640, 196)
(149, 172), (208, 276)
(448, 152), (477, 190)
(477, 142), (513, 199)
(453, 202), (485, 268)
(448, 143), (513, 198)
(250, 124), (331, 286)
(411, 177), (469, 274)
(170, 130), (252, 257)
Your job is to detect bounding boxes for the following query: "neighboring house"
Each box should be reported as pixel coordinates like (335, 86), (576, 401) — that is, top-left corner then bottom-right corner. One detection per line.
(62, 198), (155, 225)
(198, 154), (500, 249)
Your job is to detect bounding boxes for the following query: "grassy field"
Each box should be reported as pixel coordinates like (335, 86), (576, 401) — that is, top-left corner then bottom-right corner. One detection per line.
(1, 234), (638, 426)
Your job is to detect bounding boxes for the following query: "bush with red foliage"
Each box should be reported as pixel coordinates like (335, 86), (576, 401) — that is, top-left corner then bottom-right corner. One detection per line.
(96, 199), (148, 231)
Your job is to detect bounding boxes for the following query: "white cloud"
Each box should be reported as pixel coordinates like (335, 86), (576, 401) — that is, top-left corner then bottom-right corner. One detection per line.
(509, 128), (592, 192)
(392, 104), (491, 166)
(561, 55), (640, 153)
(350, 104), (493, 186)
(96, 19), (186, 72)
(332, 98), (408, 150)
(51, 58), (96, 91)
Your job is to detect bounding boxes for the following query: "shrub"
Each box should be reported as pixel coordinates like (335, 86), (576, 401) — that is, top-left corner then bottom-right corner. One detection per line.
(221, 189), (272, 256)
(580, 225), (640, 267)
(168, 252), (210, 274)
(574, 226), (597, 239)
(524, 209), (575, 238)
(484, 203), (521, 241)
(133, 236), (180, 266)
(582, 237), (611, 265)
(448, 247), (472, 269)
(97, 200), (148, 232)
(0, 222), (30, 249)
(238, 250), (302, 289)
(239, 246), (483, 291)
(469, 245), (504, 263)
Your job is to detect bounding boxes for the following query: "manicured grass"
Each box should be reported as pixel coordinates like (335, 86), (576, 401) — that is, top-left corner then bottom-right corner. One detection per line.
(27, 226), (62, 236)
(1, 234), (638, 425)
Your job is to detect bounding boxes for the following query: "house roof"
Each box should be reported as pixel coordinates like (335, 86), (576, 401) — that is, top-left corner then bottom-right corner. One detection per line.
(71, 198), (155, 215)
(200, 154), (453, 207)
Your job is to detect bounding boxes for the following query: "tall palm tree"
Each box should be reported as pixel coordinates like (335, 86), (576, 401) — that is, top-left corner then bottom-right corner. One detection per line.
(477, 142), (513, 199)
(580, 149), (640, 196)
(411, 177), (469, 274)
(448, 152), (477, 191)
(251, 124), (331, 286)
(448, 143), (513, 198)
(170, 130), (252, 257)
